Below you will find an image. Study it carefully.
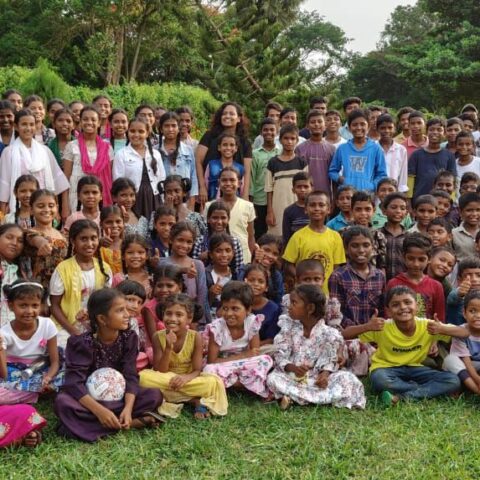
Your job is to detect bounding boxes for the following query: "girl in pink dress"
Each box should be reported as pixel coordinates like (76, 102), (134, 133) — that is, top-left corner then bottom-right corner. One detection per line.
(0, 404), (46, 447)
(203, 281), (273, 399)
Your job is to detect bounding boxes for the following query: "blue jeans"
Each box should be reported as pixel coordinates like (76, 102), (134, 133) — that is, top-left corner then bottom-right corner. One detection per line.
(370, 366), (460, 400)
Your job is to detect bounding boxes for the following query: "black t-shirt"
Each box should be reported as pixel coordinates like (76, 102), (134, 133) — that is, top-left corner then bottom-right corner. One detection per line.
(199, 130), (252, 168)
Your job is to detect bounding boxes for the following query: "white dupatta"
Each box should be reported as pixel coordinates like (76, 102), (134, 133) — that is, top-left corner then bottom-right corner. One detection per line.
(9, 137), (55, 211)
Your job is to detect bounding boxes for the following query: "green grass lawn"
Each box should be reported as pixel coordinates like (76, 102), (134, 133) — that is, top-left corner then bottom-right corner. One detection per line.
(2, 386), (480, 480)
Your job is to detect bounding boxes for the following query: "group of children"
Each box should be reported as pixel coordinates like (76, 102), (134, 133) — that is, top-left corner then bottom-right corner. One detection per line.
(1, 90), (480, 447)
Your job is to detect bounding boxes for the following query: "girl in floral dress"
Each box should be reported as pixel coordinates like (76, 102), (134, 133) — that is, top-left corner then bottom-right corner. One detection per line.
(203, 281), (273, 399)
(267, 284), (366, 410)
(22, 190), (67, 291)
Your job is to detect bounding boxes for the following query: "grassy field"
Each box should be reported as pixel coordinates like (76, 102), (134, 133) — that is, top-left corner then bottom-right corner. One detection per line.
(2, 385), (480, 480)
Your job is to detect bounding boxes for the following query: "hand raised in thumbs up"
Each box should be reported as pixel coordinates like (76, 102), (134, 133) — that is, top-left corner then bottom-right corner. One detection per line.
(209, 276), (223, 296)
(149, 248), (161, 268)
(186, 260), (197, 278)
(368, 309), (385, 331)
(427, 313), (443, 335)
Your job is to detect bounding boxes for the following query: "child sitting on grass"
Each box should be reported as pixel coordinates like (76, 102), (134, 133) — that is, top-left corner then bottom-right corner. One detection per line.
(203, 281), (274, 400)
(140, 294), (228, 420)
(444, 290), (480, 395)
(267, 284), (366, 410)
(343, 285), (466, 406)
(281, 259), (342, 328)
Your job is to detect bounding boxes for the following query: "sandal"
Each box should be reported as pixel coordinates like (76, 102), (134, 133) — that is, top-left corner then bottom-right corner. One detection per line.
(22, 430), (42, 448)
(194, 405), (211, 420)
(137, 411), (167, 428)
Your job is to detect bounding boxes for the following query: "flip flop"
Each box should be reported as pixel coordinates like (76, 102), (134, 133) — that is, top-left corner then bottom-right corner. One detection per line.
(194, 404), (210, 420)
(138, 411), (167, 427)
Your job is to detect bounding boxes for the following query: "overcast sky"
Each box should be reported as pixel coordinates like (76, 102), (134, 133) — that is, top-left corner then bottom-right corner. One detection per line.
(303, 0), (416, 53)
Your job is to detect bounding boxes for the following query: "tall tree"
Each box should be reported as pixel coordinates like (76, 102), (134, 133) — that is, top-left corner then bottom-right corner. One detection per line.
(194, 0), (350, 116)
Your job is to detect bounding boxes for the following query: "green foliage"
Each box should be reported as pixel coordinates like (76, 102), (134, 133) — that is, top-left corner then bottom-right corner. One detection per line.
(194, 1), (351, 125)
(20, 59), (71, 102)
(344, 1), (480, 115)
(0, 63), (219, 131)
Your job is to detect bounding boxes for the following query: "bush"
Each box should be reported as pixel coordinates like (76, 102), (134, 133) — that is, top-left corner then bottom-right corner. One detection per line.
(0, 60), (220, 132)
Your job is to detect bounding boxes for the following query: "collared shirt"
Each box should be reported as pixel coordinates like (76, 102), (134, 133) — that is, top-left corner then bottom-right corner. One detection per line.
(326, 212), (351, 231)
(192, 233), (244, 273)
(394, 132), (407, 144)
(340, 224), (387, 270)
(379, 225), (406, 282)
(372, 206), (413, 230)
(452, 223), (479, 262)
(339, 123), (353, 141)
(112, 144), (166, 196)
(250, 144), (282, 205)
(402, 135), (429, 159)
(328, 263), (386, 327)
(382, 141), (408, 192)
(158, 141), (199, 196)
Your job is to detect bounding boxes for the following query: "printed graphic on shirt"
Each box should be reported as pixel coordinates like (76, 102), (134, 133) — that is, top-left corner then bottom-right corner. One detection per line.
(349, 156), (368, 173)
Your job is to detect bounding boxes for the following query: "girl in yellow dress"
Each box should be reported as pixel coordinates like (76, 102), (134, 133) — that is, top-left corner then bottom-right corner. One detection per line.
(139, 293), (227, 419)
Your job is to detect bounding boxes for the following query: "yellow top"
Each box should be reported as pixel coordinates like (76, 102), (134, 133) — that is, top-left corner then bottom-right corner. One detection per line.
(156, 329), (196, 374)
(359, 317), (450, 372)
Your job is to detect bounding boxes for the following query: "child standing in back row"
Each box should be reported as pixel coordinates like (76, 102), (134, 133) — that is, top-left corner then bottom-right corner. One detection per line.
(265, 124), (308, 236)
(295, 110), (335, 198)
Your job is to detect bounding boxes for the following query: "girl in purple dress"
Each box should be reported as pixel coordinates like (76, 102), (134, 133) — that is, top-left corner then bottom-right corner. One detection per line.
(54, 288), (163, 443)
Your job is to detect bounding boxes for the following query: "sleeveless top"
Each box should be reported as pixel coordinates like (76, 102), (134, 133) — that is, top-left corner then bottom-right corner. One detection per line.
(156, 329), (196, 374)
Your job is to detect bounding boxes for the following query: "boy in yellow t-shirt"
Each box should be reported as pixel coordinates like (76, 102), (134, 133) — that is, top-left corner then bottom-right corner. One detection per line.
(343, 285), (467, 405)
(283, 190), (345, 294)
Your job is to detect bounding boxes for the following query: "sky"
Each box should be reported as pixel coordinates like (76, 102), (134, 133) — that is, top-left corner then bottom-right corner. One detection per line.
(303, 0), (416, 53)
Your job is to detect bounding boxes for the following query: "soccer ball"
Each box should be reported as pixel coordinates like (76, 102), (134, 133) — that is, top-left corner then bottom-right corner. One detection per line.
(86, 368), (126, 401)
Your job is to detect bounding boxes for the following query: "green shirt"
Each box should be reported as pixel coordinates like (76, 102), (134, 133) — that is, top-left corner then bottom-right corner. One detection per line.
(372, 205), (413, 230)
(250, 145), (282, 205)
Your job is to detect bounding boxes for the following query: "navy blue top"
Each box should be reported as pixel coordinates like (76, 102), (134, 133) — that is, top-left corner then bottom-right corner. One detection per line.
(254, 300), (281, 341)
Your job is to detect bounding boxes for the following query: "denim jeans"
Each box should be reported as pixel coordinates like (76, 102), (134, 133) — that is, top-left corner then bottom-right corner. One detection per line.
(370, 366), (460, 400)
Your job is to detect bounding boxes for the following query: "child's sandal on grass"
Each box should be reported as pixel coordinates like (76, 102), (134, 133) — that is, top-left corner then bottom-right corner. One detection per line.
(138, 411), (167, 427)
(380, 390), (399, 407)
(194, 405), (211, 420)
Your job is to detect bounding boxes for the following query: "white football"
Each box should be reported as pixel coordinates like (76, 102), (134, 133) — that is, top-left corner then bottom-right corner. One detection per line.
(86, 367), (126, 401)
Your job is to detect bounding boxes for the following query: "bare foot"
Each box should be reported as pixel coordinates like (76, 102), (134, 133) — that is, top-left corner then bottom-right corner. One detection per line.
(279, 396), (292, 411)
(22, 430), (42, 448)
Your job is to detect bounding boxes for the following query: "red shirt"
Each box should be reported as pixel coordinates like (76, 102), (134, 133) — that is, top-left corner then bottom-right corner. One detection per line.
(402, 136), (429, 159)
(386, 273), (445, 322)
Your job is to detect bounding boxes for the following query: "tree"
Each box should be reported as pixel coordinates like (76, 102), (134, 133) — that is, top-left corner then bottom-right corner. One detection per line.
(193, 0), (351, 118)
(344, 0), (480, 114)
